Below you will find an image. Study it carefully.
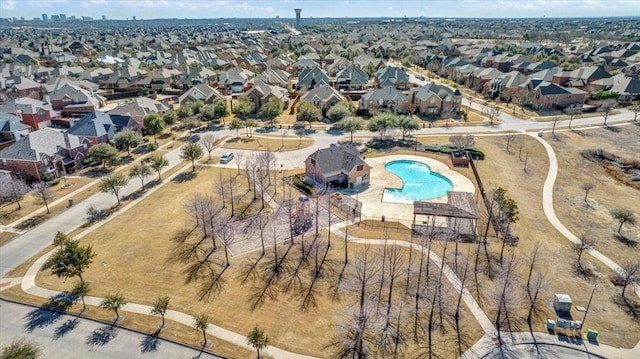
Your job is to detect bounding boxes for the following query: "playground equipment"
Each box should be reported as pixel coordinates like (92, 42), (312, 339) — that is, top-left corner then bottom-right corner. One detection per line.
(292, 195), (313, 235)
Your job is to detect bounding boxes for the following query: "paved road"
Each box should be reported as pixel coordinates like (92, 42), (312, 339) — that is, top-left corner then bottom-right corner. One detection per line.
(0, 300), (223, 359)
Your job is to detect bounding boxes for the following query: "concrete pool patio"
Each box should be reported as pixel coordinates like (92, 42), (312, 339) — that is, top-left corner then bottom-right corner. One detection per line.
(351, 154), (476, 226)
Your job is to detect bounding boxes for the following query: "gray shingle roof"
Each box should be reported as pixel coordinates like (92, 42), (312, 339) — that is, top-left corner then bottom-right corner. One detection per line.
(308, 144), (367, 177)
(0, 127), (83, 161)
(68, 112), (114, 138)
(0, 111), (29, 132)
(361, 87), (408, 102)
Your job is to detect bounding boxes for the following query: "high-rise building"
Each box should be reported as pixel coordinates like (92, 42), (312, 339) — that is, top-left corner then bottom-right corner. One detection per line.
(102, 15), (106, 20)
(42, 14), (48, 21)
(132, 16), (137, 20)
(294, 8), (301, 27)
(59, 14), (66, 21)
(51, 15), (60, 21)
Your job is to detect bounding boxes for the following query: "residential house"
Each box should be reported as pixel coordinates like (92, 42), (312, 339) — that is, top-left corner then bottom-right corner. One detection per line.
(566, 66), (612, 93)
(299, 85), (347, 118)
(411, 83), (462, 116)
(305, 143), (370, 190)
(359, 87), (409, 115)
(1, 97), (60, 130)
(591, 74), (640, 101)
(106, 97), (169, 130)
(2, 76), (42, 98)
(488, 71), (531, 101)
(0, 127), (87, 180)
(469, 67), (503, 94)
(375, 66), (410, 90)
(296, 67), (330, 91)
(67, 112), (119, 146)
(254, 67), (290, 88)
(46, 81), (102, 117)
(335, 65), (371, 92)
(219, 67), (255, 94)
(79, 67), (114, 84)
(102, 66), (148, 89)
(0, 111), (31, 143)
(352, 54), (383, 71)
(245, 81), (290, 113)
(177, 84), (225, 106)
(531, 80), (587, 110)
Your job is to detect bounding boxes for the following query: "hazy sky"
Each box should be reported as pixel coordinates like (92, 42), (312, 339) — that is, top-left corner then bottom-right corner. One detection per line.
(2, 0), (639, 20)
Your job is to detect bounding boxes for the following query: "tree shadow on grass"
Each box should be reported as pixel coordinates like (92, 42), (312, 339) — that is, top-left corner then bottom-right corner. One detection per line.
(86, 323), (118, 348)
(570, 129), (590, 137)
(24, 294), (73, 332)
(53, 317), (80, 340)
(172, 172), (198, 183)
(614, 233), (637, 247)
(612, 294), (640, 321)
(140, 329), (161, 353)
(605, 125), (622, 133)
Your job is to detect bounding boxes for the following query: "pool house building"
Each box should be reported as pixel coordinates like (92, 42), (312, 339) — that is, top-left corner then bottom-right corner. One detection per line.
(304, 143), (370, 190)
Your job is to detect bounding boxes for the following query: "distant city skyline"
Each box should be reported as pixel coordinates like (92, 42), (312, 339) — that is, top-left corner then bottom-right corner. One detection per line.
(2, 0), (639, 20)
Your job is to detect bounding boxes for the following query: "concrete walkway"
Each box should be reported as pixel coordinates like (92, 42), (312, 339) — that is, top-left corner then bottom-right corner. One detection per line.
(530, 132), (640, 299)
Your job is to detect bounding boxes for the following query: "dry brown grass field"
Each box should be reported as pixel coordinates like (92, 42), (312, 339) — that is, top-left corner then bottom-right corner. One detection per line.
(549, 125), (640, 264)
(30, 164), (483, 358)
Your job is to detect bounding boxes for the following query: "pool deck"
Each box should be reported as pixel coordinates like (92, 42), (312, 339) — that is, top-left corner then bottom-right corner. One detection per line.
(354, 155), (475, 225)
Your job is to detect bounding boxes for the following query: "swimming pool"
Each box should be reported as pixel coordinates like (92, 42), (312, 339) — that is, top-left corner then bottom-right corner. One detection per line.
(382, 160), (453, 203)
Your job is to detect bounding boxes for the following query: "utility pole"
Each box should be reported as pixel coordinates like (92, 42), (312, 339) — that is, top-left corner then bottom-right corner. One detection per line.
(581, 284), (598, 331)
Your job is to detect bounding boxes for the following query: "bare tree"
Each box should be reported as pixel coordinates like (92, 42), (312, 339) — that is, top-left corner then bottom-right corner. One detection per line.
(200, 133), (217, 161)
(449, 134), (475, 149)
(581, 183), (594, 205)
(214, 171), (227, 209)
(524, 248), (549, 335)
(184, 193), (215, 240)
(0, 177), (30, 210)
(564, 106), (582, 129)
(32, 181), (54, 214)
(257, 150), (276, 187)
(617, 261), (639, 301)
(574, 234), (594, 275)
(492, 252), (522, 355)
(483, 104), (500, 125)
(504, 133), (518, 153)
(551, 116), (559, 138)
(453, 259), (470, 357)
(598, 99), (617, 126)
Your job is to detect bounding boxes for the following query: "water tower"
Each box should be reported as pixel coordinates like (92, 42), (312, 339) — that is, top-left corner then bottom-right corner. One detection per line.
(294, 8), (301, 27)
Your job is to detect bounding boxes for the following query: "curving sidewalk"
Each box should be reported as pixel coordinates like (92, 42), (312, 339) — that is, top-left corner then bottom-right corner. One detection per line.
(530, 132), (640, 299)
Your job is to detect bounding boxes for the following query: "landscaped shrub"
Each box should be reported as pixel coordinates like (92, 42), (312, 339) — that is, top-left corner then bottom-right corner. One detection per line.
(292, 175), (313, 195)
(46, 178), (61, 186)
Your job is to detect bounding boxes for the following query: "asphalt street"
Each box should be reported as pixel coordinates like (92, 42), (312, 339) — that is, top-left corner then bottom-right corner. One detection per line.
(0, 300), (223, 359)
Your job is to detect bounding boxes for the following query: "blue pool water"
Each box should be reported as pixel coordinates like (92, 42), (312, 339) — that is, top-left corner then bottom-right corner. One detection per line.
(383, 160), (453, 203)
